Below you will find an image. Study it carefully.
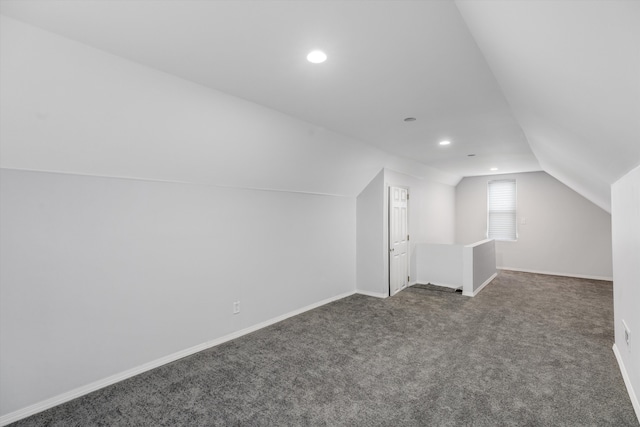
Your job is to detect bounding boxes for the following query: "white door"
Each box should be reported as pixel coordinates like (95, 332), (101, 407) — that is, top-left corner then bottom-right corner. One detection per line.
(389, 186), (409, 296)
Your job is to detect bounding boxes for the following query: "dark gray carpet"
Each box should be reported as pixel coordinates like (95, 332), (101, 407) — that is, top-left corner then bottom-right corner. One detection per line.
(11, 270), (638, 426)
(412, 283), (461, 293)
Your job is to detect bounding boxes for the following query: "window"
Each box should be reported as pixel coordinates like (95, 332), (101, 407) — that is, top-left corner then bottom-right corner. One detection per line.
(487, 179), (517, 241)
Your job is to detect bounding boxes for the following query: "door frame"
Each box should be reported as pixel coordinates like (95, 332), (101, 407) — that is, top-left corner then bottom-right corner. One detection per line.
(387, 185), (410, 297)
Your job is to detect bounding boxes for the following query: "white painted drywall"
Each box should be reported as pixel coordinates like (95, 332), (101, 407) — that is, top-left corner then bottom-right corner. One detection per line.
(415, 244), (464, 288)
(0, 16), (357, 419)
(355, 169), (456, 297)
(456, 171), (613, 280)
(0, 15), (462, 419)
(356, 169), (385, 296)
(456, 0), (640, 213)
(384, 169), (456, 246)
(611, 163), (640, 418)
(414, 239), (495, 295)
(467, 239), (497, 293)
(0, 169), (355, 416)
(0, 15), (459, 196)
(383, 169), (456, 285)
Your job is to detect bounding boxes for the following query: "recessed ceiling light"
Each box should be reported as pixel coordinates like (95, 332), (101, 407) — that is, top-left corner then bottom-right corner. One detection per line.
(307, 50), (327, 63)
(467, 154), (476, 157)
(439, 140), (451, 146)
(490, 167), (498, 171)
(404, 117), (416, 122)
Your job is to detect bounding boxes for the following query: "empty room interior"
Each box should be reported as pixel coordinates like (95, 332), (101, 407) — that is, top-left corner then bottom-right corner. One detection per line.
(1, 0), (639, 425)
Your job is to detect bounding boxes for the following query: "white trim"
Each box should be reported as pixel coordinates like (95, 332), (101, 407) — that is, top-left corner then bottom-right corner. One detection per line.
(498, 267), (612, 282)
(386, 184), (410, 301)
(462, 272), (497, 297)
(356, 290), (388, 299)
(408, 281), (419, 287)
(0, 167), (350, 199)
(612, 343), (640, 423)
(463, 245), (473, 295)
(0, 290), (356, 427)
(464, 238), (494, 248)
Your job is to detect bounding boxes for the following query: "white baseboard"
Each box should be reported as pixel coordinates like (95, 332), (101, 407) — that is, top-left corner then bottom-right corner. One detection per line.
(612, 343), (640, 424)
(498, 267), (612, 282)
(0, 290), (356, 427)
(462, 272), (497, 297)
(356, 289), (388, 298)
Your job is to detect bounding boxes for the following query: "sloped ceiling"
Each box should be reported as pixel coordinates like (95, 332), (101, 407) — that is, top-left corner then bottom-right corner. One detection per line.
(456, 0), (640, 212)
(1, 1), (638, 211)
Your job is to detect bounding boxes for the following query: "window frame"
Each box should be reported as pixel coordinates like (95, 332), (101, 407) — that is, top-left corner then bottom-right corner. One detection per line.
(486, 179), (518, 242)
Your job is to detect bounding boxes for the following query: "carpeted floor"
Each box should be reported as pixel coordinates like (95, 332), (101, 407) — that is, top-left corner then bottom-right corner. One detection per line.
(11, 270), (638, 426)
(412, 283), (461, 293)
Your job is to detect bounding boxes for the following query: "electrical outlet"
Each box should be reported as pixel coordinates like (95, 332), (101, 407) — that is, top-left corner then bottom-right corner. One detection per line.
(233, 301), (240, 314)
(622, 320), (630, 349)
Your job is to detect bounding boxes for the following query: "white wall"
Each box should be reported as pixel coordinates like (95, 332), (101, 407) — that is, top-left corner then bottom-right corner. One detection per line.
(415, 244), (464, 288)
(611, 164), (640, 419)
(384, 169), (456, 247)
(456, 171), (613, 280)
(384, 169), (456, 285)
(456, 0), (640, 214)
(465, 239), (497, 296)
(0, 15), (459, 421)
(355, 168), (456, 297)
(356, 170), (385, 296)
(414, 239), (496, 296)
(0, 15), (458, 196)
(0, 15), (360, 419)
(0, 169), (355, 417)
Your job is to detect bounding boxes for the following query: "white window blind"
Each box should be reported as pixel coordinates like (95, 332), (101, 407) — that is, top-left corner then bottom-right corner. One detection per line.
(487, 179), (517, 241)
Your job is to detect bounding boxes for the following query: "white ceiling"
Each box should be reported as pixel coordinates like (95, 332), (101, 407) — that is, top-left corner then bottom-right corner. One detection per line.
(0, 0), (539, 178)
(1, 0), (638, 211)
(456, 0), (640, 212)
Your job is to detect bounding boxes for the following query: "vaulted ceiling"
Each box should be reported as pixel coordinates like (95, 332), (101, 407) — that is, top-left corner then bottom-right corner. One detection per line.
(456, 0), (640, 212)
(1, 0), (638, 212)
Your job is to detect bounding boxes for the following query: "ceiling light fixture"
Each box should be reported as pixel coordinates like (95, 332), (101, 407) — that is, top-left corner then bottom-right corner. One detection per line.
(467, 154), (476, 157)
(307, 50), (327, 63)
(490, 167), (498, 171)
(439, 140), (451, 146)
(404, 117), (416, 122)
